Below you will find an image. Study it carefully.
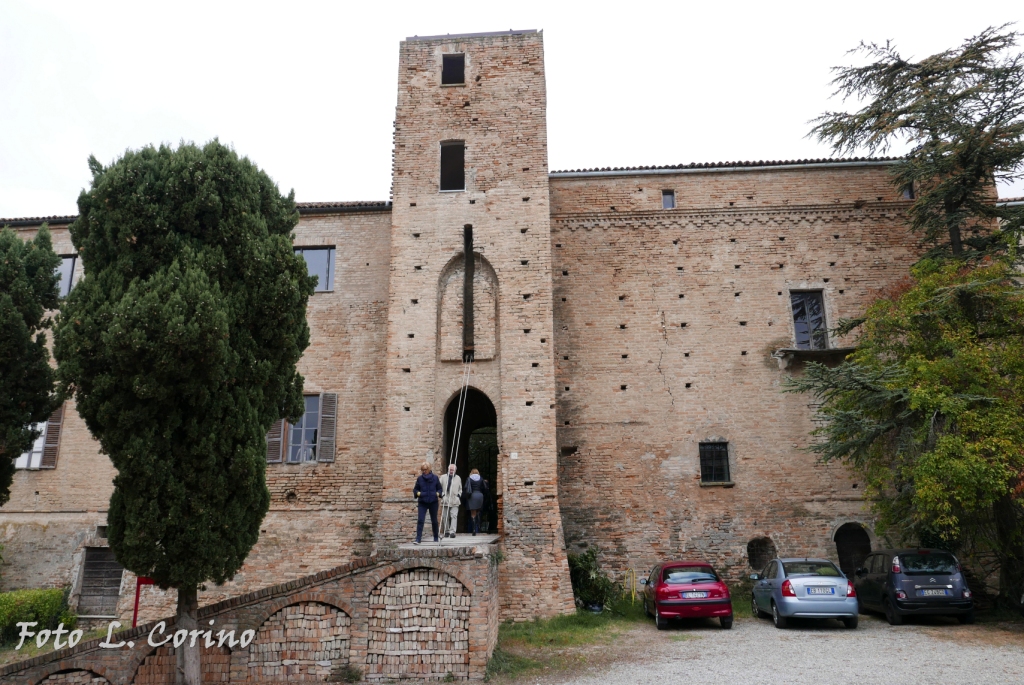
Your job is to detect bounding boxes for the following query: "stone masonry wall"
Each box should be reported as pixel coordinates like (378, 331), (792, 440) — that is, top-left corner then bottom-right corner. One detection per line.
(1, 546), (500, 684)
(377, 30), (575, 620)
(549, 166), (919, 582)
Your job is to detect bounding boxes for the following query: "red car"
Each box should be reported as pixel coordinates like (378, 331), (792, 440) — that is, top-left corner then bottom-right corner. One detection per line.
(641, 561), (733, 629)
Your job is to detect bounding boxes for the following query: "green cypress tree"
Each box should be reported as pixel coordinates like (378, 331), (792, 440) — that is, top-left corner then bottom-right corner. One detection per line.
(0, 225), (61, 505)
(53, 141), (315, 683)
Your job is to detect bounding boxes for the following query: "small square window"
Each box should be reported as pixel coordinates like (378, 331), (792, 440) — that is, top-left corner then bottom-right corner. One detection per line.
(442, 54), (465, 85)
(790, 291), (828, 350)
(902, 183), (915, 200)
(57, 255), (76, 297)
(286, 395), (321, 463)
(662, 190), (676, 209)
(295, 247), (335, 291)
(440, 141), (465, 191)
(699, 442), (730, 483)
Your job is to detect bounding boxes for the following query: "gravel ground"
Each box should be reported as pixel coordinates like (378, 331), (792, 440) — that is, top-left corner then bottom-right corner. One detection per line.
(546, 613), (1024, 685)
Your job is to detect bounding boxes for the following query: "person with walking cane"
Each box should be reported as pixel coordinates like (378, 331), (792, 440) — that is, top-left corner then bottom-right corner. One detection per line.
(413, 462), (443, 545)
(439, 463), (462, 539)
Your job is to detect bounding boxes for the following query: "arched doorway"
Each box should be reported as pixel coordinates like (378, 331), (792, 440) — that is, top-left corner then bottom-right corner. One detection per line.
(834, 523), (872, 576)
(443, 387), (497, 533)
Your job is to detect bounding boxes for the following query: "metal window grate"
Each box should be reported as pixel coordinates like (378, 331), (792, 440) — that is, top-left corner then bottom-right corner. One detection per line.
(442, 53), (465, 85)
(790, 291), (828, 350)
(699, 442), (730, 483)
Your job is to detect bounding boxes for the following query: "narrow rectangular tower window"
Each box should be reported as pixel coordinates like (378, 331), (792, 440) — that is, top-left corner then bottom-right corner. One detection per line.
(790, 290), (828, 350)
(442, 53), (465, 85)
(662, 190), (676, 209)
(699, 442), (730, 483)
(440, 141), (465, 191)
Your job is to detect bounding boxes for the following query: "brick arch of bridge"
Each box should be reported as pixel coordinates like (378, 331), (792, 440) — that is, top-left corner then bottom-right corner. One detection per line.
(244, 591), (355, 631)
(34, 667), (112, 685)
(362, 559), (476, 597)
(242, 598), (353, 682)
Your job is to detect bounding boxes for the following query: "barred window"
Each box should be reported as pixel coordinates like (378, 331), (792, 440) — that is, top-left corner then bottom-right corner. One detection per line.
(442, 54), (465, 85)
(699, 442), (730, 483)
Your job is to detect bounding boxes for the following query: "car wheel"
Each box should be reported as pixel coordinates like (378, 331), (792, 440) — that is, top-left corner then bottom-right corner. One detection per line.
(720, 616), (734, 630)
(771, 602), (788, 629)
(842, 615), (858, 629)
(958, 611), (976, 625)
(884, 598), (903, 626)
(655, 605), (668, 631)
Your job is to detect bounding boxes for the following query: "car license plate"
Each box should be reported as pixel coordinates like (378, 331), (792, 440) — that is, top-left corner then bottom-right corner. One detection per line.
(682, 591), (709, 598)
(919, 589), (949, 597)
(807, 587), (835, 595)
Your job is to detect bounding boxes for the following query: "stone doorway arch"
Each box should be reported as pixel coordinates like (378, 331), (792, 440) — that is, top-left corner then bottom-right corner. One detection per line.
(834, 523), (872, 576)
(443, 387), (498, 534)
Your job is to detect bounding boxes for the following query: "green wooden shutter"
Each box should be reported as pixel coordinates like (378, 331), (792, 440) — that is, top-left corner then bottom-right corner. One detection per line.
(265, 419), (284, 463)
(39, 403), (64, 469)
(317, 393), (337, 463)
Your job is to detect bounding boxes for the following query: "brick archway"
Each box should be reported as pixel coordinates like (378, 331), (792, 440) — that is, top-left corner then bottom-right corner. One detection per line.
(130, 645), (231, 684)
(37, 670), (110, 685)
(364, 567), (471, 681)
(246, 601), (351, 681)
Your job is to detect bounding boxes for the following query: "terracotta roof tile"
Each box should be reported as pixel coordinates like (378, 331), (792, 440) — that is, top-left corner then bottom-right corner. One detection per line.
(549, 156), (899, 174)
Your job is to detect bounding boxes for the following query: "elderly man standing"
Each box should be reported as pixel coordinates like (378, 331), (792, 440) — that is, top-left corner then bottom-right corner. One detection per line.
(438, 463), (462, 539)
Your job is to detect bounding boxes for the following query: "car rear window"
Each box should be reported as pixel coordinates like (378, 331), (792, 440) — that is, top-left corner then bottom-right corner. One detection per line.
(782, 561), (841, 577)
(899, 552), (958, 575)
(663, 567), (718, 584)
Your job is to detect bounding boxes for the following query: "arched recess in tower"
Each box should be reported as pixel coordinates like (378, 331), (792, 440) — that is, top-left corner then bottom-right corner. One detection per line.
(834, 523), (872, 576)
(443, 387), (498, 534)
(437, 252), (498, 361)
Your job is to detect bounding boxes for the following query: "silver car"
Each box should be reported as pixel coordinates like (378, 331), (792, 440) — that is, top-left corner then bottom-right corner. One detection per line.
(750, 558), (859, 629)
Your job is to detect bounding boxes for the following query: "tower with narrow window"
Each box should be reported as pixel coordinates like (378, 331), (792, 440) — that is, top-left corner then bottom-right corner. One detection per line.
(376, 30), (575, 619)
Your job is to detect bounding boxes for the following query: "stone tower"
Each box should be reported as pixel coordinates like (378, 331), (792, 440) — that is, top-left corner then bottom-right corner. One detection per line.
(376, 30), (575, 618)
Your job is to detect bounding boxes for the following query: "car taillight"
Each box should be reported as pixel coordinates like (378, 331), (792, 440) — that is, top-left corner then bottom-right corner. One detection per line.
(781, 580), (796, 597)
(656, 585), (672, 599)
(962, 589), (972, 599)
(895, 589), (907, 599)
(891, 556), (901, 573)
(847, 581), (856, 597)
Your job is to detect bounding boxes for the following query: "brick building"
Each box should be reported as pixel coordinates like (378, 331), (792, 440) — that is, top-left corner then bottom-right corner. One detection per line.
(1, 29), (920, 625)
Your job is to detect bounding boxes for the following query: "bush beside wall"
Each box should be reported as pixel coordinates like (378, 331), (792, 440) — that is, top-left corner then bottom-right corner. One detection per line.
(0, 588), (76, 645)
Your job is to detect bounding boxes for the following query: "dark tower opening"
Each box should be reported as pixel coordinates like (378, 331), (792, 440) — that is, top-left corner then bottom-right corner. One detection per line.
(834, 523), (872, 576)
(443, 388), (497, 533)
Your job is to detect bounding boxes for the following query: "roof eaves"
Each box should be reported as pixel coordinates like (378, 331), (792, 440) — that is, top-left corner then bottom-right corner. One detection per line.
(549, 157), (899, 178)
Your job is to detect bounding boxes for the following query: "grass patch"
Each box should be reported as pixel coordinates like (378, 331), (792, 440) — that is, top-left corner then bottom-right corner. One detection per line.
(0, 628), (106, 668)
(485, 647), (542, 680)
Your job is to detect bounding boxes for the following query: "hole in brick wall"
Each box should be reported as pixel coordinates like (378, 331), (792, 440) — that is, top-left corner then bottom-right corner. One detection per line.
(679, 293), (685, 298)
(550, 404), (555, 408)
(676, 266), (684, 271)
(564, 386), (570, 390)
(367, 263), (370, 266)
(619, 295), (626, 300)
(413, 233), (421, 238)
(562, 270), (568, 275)
(411, 299), (418, 304)
(734, 265), (741, 269)
(562, 297), (566, 301)
(741, 351), (747, 355)
(475, 75), (481, 81)
(564, 355), (569, 360)
(673, 239), (679, 245)
(768, 321), (773, 326)
(620, 384), (627, 390)
(96, 526), (108, 538)
(834, 234), (840, 239)
(403, 368), (411, 373)
(610, 206), (616, 210)
(777, 291), (782, 295)
(619, 324), (627, 329)
(779, 237), (785, 241)
(729, 202), (734, 206)
(404, 406), (410, 411)
(524, 480), (535, 486)
(532, 362), (539, 367)
(876, 196), (883, 201)
(778, 263), (784, 269)
(824, 278), (830, 283)
(680, 322), (688, 327)
(746, 195), (753, 200)
(463, 101), (471, 108)
(739, 321), (747, 326)
(470, 199), (476, 204)
(565, 420), (570, 425)
(521, 260), (529, 265)
(285, 490), (297, 503)
(523, 293), (531, 299)
(730, 238), (736, 242)
(839, 289), (845, 294)
(408, 333), (415, 338)
(522, 197), (530, 202)
(541, 338), (546, 343)
(410, 202), (416, 207)
(685, 382), (692, 388)
(525, 401), (534, 406)
(555, 243), (562, 247)
(521, 228), (527, 233)
(523, 167), (530, 171)
(524, 329), (531, 334)
(684, 352), (690, 357)
(829, 262), (836, 266)
(734, 292), (740, 297)
(561, 446), (578, 456)
(622, 354), (628, 358)
(415, 265), (422, 270)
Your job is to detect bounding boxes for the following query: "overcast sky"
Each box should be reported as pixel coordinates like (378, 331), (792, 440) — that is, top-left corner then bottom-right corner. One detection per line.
(2, 0), (1022, 218)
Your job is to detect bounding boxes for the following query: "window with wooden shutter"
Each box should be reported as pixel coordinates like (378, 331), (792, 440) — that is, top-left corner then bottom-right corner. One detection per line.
(265, 418), (284, 463)
(39, 403), (64, 469)
(317, 392), (337, 462)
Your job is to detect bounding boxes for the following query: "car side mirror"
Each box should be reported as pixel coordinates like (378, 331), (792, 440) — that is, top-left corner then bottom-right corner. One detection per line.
(749, 573), (760, 581)
(855, 568), (867, 577)
(639, 578), (647, 585)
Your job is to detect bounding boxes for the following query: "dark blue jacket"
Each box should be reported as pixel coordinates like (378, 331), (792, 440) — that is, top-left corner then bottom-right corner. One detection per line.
(414, 472), (443, 504)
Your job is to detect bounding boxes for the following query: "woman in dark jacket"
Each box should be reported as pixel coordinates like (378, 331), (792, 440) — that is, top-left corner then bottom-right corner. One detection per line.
(464, 468), (490, 536)
(413, 462), (443, 544)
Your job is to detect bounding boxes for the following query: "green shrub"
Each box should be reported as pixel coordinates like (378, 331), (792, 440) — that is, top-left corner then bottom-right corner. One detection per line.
(567, 547), (620, 608)
(0, 588), (77, 645)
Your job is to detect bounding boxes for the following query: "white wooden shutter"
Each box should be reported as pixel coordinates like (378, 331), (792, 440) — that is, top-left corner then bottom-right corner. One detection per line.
(317, 393), (337, 463)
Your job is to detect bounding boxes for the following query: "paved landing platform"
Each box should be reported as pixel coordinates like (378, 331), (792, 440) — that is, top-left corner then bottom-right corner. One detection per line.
(398, 533), (499, 551)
